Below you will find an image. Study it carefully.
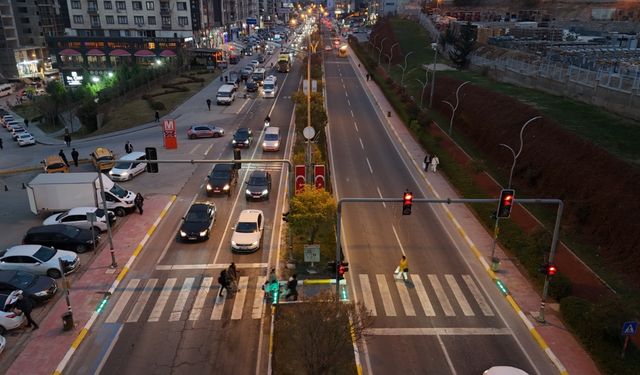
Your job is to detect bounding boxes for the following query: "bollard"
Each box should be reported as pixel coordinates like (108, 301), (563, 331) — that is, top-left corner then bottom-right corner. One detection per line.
(4, 185), (7, 191)
(62, 311), (74, 331)
(387, 111), (391, 117)
(491, 257), (500, 272)
(22, 182), (26, 189)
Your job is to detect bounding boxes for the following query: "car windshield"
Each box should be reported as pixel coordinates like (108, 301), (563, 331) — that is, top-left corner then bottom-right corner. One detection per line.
(248, 176), (268, 186)
(109, 183), (128, 198)
(61, 225), (81, 237)
(48, 162), (65, 169)
(95, 208), (106, 218)
(217, 92), (231, 98)
(9, 271), (35, 289)
(236, 222), (257, 233)
(114, 162), (132, 170)
(19, 134), (31, 139)
(264, 83), (274, 90)
(211, 170), (229, 179)
(185, 209), (208, 223)
(264, 134), (278, 141)
(236, 129), (250, 136)
(33, 246), (57, 262)
(97, 155), (113, 162)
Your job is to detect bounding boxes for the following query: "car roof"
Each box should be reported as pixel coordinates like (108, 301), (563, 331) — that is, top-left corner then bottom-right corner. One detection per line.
(93, 147), (113, 157)
(45, 155), (65, 164)
(189, 202), (213, 211)
(66, 207), (98, 215)
(3, 245), (45, 256)
(238, 209), (263, 221)
(119, 151), (145, 160)
(27, 224), (76, 234)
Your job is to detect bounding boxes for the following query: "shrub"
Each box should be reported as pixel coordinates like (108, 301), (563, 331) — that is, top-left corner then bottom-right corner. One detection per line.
(150, 101), (166, 110)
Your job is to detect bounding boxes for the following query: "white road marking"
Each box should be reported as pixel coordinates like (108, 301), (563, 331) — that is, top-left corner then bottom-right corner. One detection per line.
(428, 274), (455, 316)
(395, 280), (416, 316)
(462, 275), (494, 316)
(391, 225), (406, 256)
(252, 276), (266, 319)
(188, 277), (213, 321)
(353, 122), (358, 132)
(127, 279), (157, 323)
(366, 158), (373, 174)
(410, 275), (435, 316)
(106, 279), (140, 323)
(347, 99), (351, 106)
(345, 92), (349, 98)
(204, 144), (214, 155)
(169, 277), (194, 321)
(367, 327), (511, 336)
(359, 274), (377, 316)
(445, 274), (474, 316)
(375, 274), (396, 317)
(211, 289), (225, 320)
(376, 187), (386, 208)
(148, 278), (176, 322)
(156, 262), (268, 270)
(350, 109), (354, 117)
(359, 138), (364, 150)
(189, 144), (201, 155)
(231, 276), (249, 320)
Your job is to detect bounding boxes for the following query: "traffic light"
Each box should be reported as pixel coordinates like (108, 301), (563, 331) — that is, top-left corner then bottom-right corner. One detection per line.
(497, 189), (515, 218)
(338, 261), (349, 279)
(402, 190), (413, 215)
(539, 263), (557, 276)
(145, 147), (158, 173)
(233, 148), (241, 170)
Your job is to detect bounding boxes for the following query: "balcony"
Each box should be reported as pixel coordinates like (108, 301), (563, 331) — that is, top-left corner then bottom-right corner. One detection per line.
(160, 8), (171, 15)
(88, 7), (98, 14)
(162, 23), (172, 30)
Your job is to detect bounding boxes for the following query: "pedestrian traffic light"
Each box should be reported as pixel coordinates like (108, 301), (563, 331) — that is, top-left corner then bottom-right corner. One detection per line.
(338, 261), (349, 279)
(402, 191), (413, 215)
(145, 147), (158, 173)
(233, 148), (241, 170)
(497, 189), (515, 218)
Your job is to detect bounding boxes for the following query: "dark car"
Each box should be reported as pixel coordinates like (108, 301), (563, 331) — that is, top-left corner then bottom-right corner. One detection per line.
(0, 270), (58, 303)
(245, 80), (259, 92)
(206, 164), (238, 196)
(23, 224), (99, 253)
(240, 67), (253, 80)
(232, 127), (253, 148)
(178, 202), (216, 241)
(245, 170), (272, 201)
(257, 54), (266, 63)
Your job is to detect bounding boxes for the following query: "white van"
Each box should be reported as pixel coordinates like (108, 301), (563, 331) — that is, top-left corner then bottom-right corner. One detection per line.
(109, 152), (147, 181)
(216, 84), (236, 105)
(262, 127), (280, 152)
(262, 76), (277, 98)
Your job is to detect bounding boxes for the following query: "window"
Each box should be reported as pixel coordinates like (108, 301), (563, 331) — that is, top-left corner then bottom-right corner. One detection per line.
(178, 16), (188, 26)
(90, 15), (100, 26)
(132, 1), (142, 10)
(146, 1), (154, 10)
(148, 16), (156, 25)
(104, 1), (112, 9)
(116, 1), (126, 10)
(118, 15), (128, 24)
(20, 17), (30, 24)
(176, 2), (186, 10)
(18, 7), (28, 13)
(88, 1), (98, 11)
(109, 30), (120, 37)
(23, 28), (32, 34)
(73, 15), (84, 24)
(134, 16), (144, 25)
(161, 16), (171, 26)
(71, 0), (81, 9)
(106, 15), (114, 24)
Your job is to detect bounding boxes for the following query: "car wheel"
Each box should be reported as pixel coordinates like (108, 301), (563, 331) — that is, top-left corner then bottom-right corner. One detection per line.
(47, 269), (62, 279)
(0, 325), (6, 335)
(92, 226), (102, 235)
(189, 134), (197, 139)
(114, 207), (126, 217)
(213, 133), (220, 138)
(76, 244), (88, 253)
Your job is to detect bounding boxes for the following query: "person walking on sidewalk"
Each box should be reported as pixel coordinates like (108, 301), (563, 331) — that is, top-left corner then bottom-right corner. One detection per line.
(125, 141), (133, 154)
(206, 98), (212, 111)
(63, 129), (71, 147)
(15, 293), (38, 330)
(366, 73), (370, 81)
(59, 149), (69, 166)
(430, 155), (440, 173)
(71, 148), (79, 167)
(24, 118), (29, 128)
(134, 193), (144, 214)
(155, 111), (160, 123)
(423, 153), (431, 171)
(395, 255), (409, 282)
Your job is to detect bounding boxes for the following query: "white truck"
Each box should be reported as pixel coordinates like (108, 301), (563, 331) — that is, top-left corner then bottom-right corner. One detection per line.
(27, 173), (136, 217)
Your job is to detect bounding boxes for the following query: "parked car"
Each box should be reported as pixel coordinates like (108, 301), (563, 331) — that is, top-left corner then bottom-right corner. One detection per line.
(187, 125), (224, 139)
(178, 202), (216, 241)
(0, 270), (58, 303)
(257, 54), (266, 63)
(43, 207), (115, 233)
(16, 132), (36, 147)
(245, 170), (272, 201)
(0, 291), (26, 335)
(0, 245), (80, 278)
(42, 155), (69, 173)
(91, 147), (116, 172)
(231, 209), (264, 253)
(10, 126), (27, 140)
(23, 224), (99, 253)
(232, 127), (253, 148)
(206, 164), (237, 196)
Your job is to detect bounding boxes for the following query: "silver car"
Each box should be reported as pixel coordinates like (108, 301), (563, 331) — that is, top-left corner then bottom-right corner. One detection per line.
(0, 245), (80, 279)
(43, 207), (115, 232)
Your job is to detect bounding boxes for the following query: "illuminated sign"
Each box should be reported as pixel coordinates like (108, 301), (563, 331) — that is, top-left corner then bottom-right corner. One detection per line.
(65, 71), (83, 86)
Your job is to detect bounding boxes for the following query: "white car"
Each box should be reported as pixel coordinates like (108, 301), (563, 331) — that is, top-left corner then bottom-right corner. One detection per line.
(230, 209), (264, 253)
(43, 207), (115, 232)
(250, 59), (260, 68)
(10, 126), (27, 140)
(0, 245), (80, 279)
(483, 367), (529, 375)
(0, 334), (5, 354)
(16, 132), (36, 146)
(0, 290), (26, 335)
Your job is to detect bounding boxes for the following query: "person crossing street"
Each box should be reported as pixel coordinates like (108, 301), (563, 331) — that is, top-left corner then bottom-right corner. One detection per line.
(395, 255), (409, 282)
(71, 148), (79, 167)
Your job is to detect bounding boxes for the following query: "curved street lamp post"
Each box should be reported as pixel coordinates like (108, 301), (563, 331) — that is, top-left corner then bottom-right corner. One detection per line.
(442, 80), (471, 135)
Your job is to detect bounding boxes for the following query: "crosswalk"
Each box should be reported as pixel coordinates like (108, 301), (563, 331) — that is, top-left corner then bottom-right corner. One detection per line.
(104, 273), (494, 324)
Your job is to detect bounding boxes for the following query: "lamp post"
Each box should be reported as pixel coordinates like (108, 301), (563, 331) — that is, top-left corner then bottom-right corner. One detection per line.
(305, 32), (319, 184)
(399, 51), (414, 87)
(377, 37), (388, 66)
(387, 42), (399, 71)
(442, 80), (471, 135)
(428, 42), (438, 108)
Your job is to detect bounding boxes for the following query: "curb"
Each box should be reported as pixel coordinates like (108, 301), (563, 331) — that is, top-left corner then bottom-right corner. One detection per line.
(52, 195), (176, 375)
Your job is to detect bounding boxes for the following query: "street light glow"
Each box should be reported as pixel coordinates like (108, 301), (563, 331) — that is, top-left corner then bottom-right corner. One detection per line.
(91, 76), (100, 83)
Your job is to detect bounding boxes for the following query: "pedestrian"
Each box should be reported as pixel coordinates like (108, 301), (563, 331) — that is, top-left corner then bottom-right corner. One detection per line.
(24, 118), (29, 128)
(206, 98), (212, 111)
(15, 293), (38, 330)
(63, 132), (71, 147)
(366, 73), (370, 81)
(285, 274), (298, 301)
(227, 263), (238, 292)
(155, 111), (160, 122)
(423, 153), (431, 171)
(134, 193), (144, 214)
(218, 269), (230, 297)
(71, 148), (79, 167)
(58, 149), (69, 166)
(0, 137), (3, 150)
(394, 255), (409, 282)
(125, 141), (133, 154)
(430, 155), (440, 173)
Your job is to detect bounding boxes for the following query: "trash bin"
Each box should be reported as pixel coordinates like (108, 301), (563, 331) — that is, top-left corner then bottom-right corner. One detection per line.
(491, 257), (500, 272)
(62, 311), (74, 331)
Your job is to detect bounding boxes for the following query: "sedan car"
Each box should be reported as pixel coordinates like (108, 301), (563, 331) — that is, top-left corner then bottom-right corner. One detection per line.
(232, 127), (253, 148)
(178, 202), (216, 241)
(10, 126), (27, 140)
(187, 125), (225, 139)
(0, 290), (26, 335)
(23, 224), (99, 253)
(231, 209), (264, 253)
(43, 207), (115, 233)
(16, 132), (36, 147)
(257, 54), (266, 63)
(0, 245), (80, 278)
(250, 59), (260, 68)
(245, 80), (259, 93)
(0, 270), (58, 303)
(245, 170), (272, 201)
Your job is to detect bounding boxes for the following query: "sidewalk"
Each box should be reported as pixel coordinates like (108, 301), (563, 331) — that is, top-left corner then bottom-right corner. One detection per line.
(6, 194), (175, 375)
(348, 52), (600, 375)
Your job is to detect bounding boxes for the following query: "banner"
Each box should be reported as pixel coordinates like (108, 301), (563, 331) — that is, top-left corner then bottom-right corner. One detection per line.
(295, 165), (306, 193)
(163, 119), (177, 149)
(314, 165), (325, 190)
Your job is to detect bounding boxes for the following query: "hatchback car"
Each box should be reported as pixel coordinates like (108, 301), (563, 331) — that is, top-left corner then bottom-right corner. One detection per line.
(16, 132), (35, 147)
(23, 224), (99, 253)
(232, 127), (253, 148)
(0, 270), (58, 303)
(0, 291), (26, 335)
(187, 125), (225, 139)
(43, 155), (69, 173)
(245, 170), (272, 201)
(231, 209), (264, 253)
(91, 147), (116, 171)
(178, 202), (216, 241)
(0, 245), (79, 278)
(43, 207), (115, 233)
(245, 80), (259, 93)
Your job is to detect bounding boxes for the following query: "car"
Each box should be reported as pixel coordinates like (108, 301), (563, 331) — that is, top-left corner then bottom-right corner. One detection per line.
(91, 147), (116, 172)
(0, 245), (79, 278)
(43, 207), (115, 233)
(5, 122), (22, 133)
(109, 151), (147, 181)
(187, 125), (225, 139)
(42, 155), (69, 173)
(245, 170), (272, 201)
(231, 209), (264, 252)
(245, 80), (259, 93)
(228, 71), (240, 85)
(250, 59), (260, 68)
(240, 68), (253, 81)
(23, 224), (99, 253)
(178, 202), (216, 241)
(232, 127), (253, 148)
(243, 48), (253, 56)
(483, 367), (529, 375)
(206, 164), (237, 196)
(0, 270), (58, 303)
(0, 290), (26, 335)
(257, 54), (266, 63)
(16, 132), (35, 147)
(10, 126), (27, 140)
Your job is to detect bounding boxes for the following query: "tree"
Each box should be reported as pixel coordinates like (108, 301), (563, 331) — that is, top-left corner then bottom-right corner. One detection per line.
(448, 22), (476, 69)
(288, 185), (336, 244)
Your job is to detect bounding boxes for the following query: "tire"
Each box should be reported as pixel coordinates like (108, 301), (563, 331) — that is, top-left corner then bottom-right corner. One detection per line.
(92, 226), (102, 234)
(114, 207), (126, 217)
(213, 133), (220, 138)
(189, 134), (197, 139)
(0, 325), (6, 335)
(76, 244), (88, 253)
(47, 269), (62, 279)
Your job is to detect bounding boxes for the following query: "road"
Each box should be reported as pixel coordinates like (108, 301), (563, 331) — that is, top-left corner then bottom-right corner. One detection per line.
(322, 34), (559, 374)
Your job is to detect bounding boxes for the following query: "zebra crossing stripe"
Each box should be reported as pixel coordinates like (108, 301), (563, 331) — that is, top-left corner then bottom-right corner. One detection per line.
(106, 279), (140, 323)
(376, 274), (396, 317)
(252, 276), (266, 319)
(359, 274), (377, 316)
(445, 274), (474, 316)
(462, 275), (494, 316)
(127, 279), (157, 323)
(211, 290), (225, 320)
(395, 279), (416, 317)
(428, 275), (455, 316)
(170, 277), (195, 322)
(189, 277), (213, 321)
(148, 278), (176, 322)
(231, 276), (249, 320)
(410, 275), (435, 316)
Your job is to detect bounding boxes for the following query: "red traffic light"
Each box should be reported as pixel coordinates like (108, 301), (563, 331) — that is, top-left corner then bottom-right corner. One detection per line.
(402, 191), (413, 215)
(547, 264), (557, 276)
(497, 189), (515, 218)
(403, 192), (413, 202)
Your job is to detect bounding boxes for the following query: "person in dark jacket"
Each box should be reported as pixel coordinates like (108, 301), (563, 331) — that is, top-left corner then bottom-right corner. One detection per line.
(71, 148), (79, 167)
(285, 274), (298, 301)
(218, 269), (231, 297)
(59, 149), (69, 166)
(134, 193), (144, 214)
(16, 293), (38, 330)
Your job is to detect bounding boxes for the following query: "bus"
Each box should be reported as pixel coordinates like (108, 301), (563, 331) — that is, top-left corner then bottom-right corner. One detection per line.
(0, 83), (14, 97)
(338, 45), (348, 58)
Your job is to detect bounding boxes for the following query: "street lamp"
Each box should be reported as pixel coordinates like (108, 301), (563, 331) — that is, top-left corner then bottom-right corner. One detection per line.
(442, 81), (471, 135)
(377, 37), (388, 66)
(428, 42), (438, 108)
(387, 42), (399, 71)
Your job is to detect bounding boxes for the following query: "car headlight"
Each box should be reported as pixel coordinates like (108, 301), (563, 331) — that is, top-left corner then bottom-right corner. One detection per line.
(206, 184), (212, 190)
(199, 230), (208, 237)
(273, 142), (279, 147)
(223, 184), (230, 191)
(34, 290), (48, 296)
(180, 230), (187, 237)
(244, 140), (249, 144)
(262, 142), (267, 147)
(121, 171), (129, 176)
(246, 189), (252, 195)
(262, 189), (269, 195)
(232, 139), (237, 144)
(251, 241), (259, 247)
(231, 240), (237, 246)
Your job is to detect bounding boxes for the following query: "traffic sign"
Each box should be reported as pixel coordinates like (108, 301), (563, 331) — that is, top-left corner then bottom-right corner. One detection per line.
(304, 245), (320, 263)
(622, 321), (637, 336)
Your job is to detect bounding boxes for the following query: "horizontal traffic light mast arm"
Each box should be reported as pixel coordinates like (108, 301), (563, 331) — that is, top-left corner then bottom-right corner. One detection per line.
(98, 159), (292, 166)
(337, 197), (562, 207)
